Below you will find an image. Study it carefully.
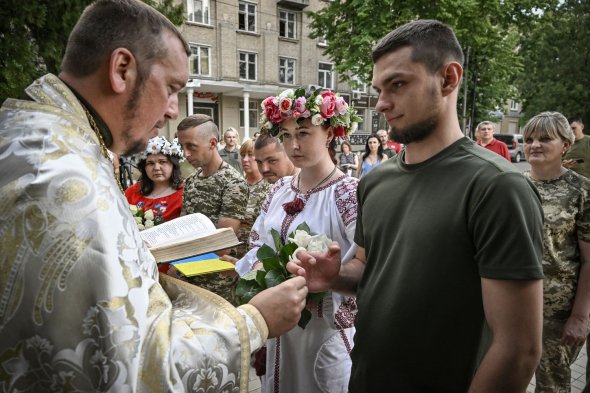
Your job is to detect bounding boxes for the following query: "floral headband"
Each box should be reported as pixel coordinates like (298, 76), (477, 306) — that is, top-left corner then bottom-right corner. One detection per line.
(143, 136), (184, 161)
(260, 88), (362, 138)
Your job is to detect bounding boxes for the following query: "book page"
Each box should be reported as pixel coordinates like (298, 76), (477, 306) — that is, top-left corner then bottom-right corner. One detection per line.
(140, 213), (216, 248)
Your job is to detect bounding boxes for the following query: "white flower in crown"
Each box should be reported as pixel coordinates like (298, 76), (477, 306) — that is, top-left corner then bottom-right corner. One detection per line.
(143, 136), (184, 160)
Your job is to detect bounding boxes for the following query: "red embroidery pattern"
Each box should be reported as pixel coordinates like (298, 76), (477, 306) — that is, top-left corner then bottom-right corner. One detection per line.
(335, 178), (358, 227)
(274, 336), (281, 393)
(339, 329), (353, 354)
(262, 177), (288, 213)
(335, 297), (357, 329)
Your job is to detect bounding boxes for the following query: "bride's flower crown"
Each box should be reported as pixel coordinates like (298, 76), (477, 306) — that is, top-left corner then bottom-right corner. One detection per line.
(260, 87), (361, 138)
(143, 136), (184, 161)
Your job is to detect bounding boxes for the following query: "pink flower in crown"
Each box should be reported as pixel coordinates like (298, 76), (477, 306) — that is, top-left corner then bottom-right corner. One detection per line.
(294, 96), (307, 113)
(319, 92), (336, 119)
(264, 98), (283, 124)
(335, 97), (348, 115)
(279, 97), (293, 113)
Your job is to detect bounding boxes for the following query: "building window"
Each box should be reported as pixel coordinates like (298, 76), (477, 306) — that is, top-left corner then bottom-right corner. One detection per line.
(510, 100), (518, 111)
(318, 62), (333, 89)
(240, 101), (259, 128)
(279, 57), (295, 85)
(351, 75), (367, 93)
(239, 2), (256, 32)
(279, 11), (296, 39)
(356, 109), (366, 132)
(187, 0), (209, 24)
(189, 45), (210, 76)
(318, 35), (327, 46)
(239, 52), (257, 80)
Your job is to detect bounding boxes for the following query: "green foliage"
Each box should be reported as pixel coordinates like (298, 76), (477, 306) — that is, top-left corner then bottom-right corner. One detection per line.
(306, 0), (555, 127)
(235, 223), (327, 329)
(517, 0), (590, 124)
(0, 0), (185, 104)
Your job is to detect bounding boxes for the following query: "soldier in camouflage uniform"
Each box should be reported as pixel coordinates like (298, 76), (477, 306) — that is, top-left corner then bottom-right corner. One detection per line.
(522, 112), (590, 393)
(177, 115), (248, 305)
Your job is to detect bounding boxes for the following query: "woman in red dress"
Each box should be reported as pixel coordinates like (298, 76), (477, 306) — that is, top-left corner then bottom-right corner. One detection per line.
(126, 135), (184, 221)
(125, 137), (184, 273)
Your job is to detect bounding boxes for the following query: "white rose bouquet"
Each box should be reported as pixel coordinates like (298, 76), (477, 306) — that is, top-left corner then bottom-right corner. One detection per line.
(236, 222), (328, 329)
(129, 203), (164, 231)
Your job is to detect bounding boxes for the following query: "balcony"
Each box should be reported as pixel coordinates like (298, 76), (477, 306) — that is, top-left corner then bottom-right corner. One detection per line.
(277, 0), (309, 10)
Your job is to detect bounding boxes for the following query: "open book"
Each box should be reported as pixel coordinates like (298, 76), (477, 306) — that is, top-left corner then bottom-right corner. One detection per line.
(141, 213), (242, 264)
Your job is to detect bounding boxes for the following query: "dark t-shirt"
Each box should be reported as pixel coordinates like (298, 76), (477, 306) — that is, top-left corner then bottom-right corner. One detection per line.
(350, 137), (544, 392)
(564, 135), (590, 179)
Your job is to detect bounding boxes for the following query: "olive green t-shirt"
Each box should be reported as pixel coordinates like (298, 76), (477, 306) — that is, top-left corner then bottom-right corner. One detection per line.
(564, 135), (590, 179)
(350, 137), (544, 392)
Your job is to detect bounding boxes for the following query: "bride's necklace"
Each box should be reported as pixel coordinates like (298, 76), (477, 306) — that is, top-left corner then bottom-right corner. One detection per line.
(283, 166), (338, 215)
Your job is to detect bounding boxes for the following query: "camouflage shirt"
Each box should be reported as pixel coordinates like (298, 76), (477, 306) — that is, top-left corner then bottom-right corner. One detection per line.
(183, 162), (247, 224)
(525, 169), (590, 320)
(236, 179), (271, 257)
(183, 163), (247, 304)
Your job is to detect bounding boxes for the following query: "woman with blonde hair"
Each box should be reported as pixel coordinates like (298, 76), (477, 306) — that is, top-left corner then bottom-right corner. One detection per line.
(522, 111), (590, 393)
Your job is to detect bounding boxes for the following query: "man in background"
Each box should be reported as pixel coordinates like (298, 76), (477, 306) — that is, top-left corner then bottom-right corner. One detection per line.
(475, 121), (511, 161)
(563, 118), (590, 179)
(376, 128), (397, 158)
(0, 1), (307, 391)
(219, 126), (243, 173)
(254, 133), (298, 184)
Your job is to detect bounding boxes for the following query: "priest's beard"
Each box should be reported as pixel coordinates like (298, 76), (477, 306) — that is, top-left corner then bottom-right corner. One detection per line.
(122, 75), (150, 156)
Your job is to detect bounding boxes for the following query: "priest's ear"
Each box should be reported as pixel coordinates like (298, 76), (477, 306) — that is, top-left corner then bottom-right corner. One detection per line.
(109, 48), (138, 95)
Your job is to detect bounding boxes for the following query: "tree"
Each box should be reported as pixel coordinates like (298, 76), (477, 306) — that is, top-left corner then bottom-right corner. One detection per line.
(0, 0), (184, 104)
(517, 0), (590, 124)
(306, 0), (555, 132)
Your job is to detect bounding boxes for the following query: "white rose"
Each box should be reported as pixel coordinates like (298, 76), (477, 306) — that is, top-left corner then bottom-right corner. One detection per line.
(135, 216), (143, 225)
(315, 95), (323, 106)
(144, 209), (155, 220)
(291, 230), (311, 248)
(311, 114), (324, 126)
(306, 234), (331, 253)
(129, 205), (138, 214)
(144, 220), (155, 229)
(279, 89), (295, 99)
(137, 223), (145, 231)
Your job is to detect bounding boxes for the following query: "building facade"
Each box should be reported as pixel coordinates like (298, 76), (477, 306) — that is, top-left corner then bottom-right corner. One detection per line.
(160, 0), (381, 144)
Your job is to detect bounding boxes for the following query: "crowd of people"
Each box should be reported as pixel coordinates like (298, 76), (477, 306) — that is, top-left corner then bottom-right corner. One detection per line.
(0, 1), (589, 392)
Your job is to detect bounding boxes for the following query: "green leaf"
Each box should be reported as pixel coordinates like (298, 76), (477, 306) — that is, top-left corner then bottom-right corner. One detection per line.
(271, 228), (283, 251)
(255, 270), (267, 289)
(295, 222), (311, 234)
(241, 270), (258, 281)
(257, 244), (282, 271)
(298, 309), (312, 329)
(235, 280), (262, 305)
(279, 242), (300, 266)
(264, 269), (286, 288)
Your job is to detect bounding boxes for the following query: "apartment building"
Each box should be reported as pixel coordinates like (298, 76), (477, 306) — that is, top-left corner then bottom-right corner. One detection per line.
(161, 0), (381, 144)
